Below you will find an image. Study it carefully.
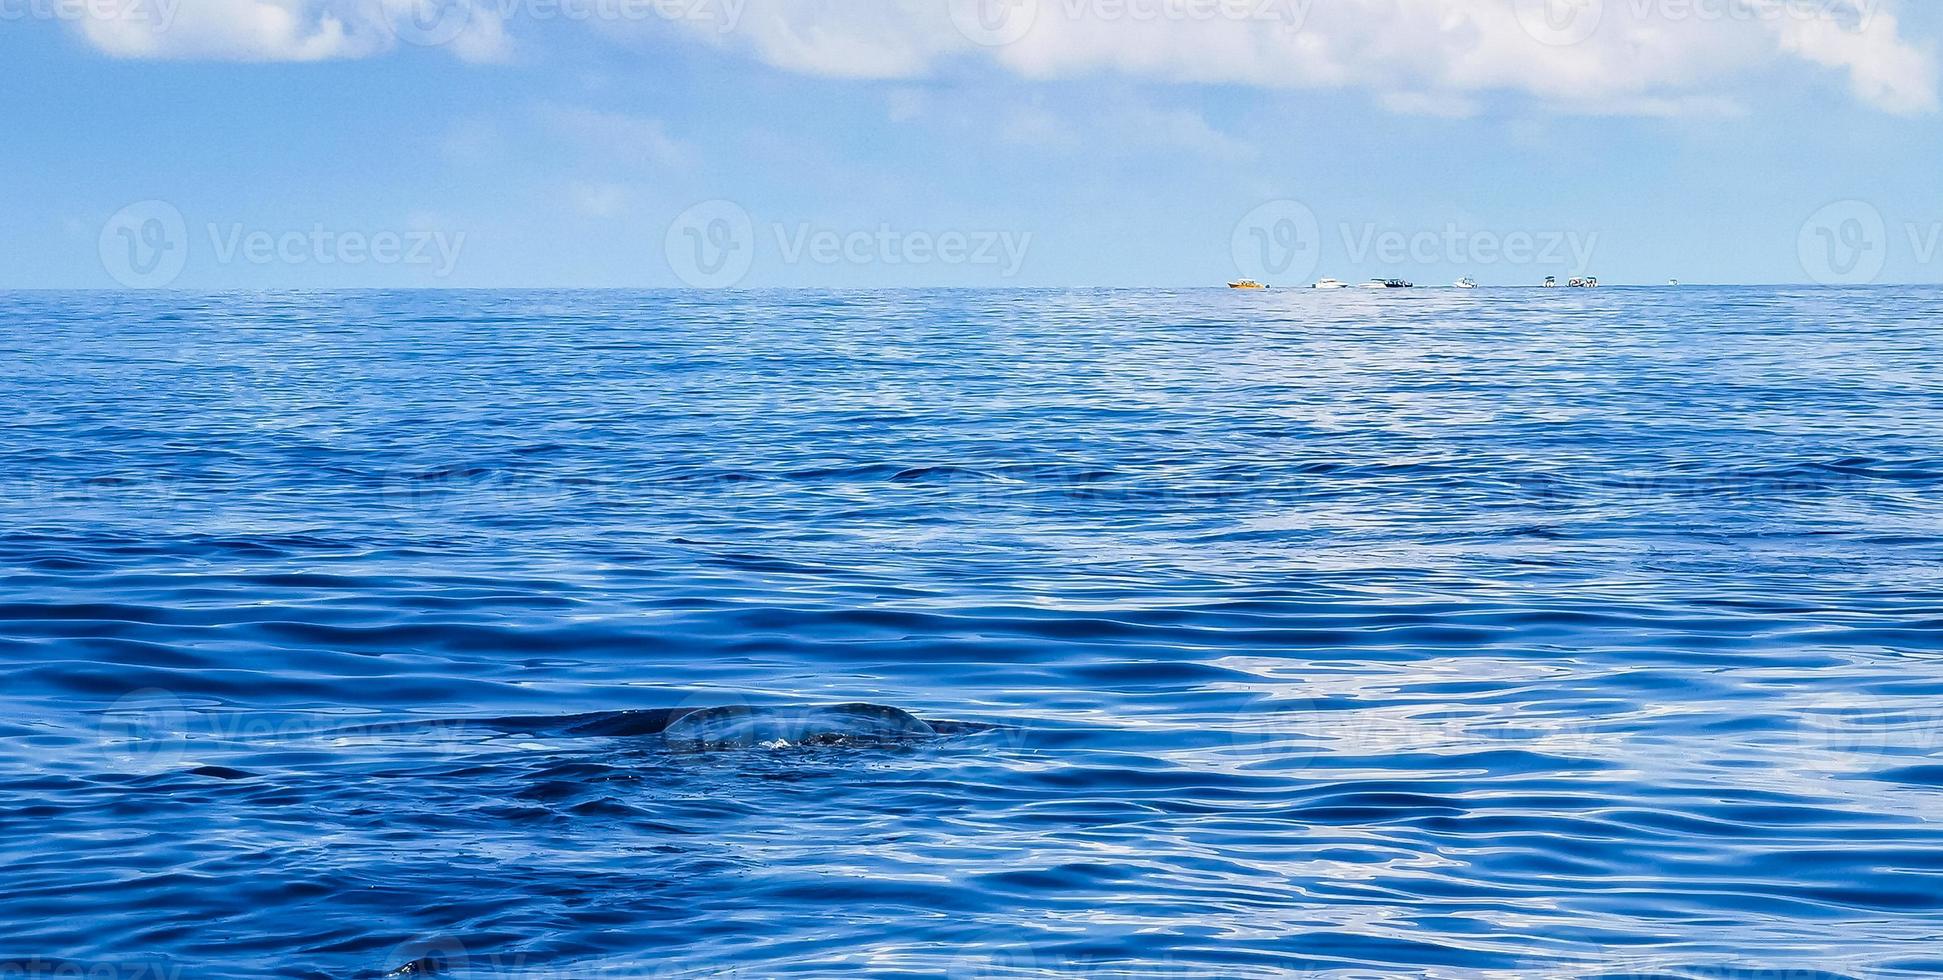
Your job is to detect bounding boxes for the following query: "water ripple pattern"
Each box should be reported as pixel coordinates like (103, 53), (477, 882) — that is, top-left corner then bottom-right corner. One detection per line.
(2, 288), (1941, 979)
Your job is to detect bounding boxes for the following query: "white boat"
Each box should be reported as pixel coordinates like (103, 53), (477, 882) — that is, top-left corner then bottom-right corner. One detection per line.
(1568, 277), (1599, 288)
(1455, 277), (1477, 289)
(1363, 279), (1414, 289)
(1313, 278), (1348, 289)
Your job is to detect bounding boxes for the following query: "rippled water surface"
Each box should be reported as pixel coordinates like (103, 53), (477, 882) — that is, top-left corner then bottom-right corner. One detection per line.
(3, 288), (1942, 979)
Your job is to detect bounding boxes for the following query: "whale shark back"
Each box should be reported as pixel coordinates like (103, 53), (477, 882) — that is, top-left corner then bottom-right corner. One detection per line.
(662, 703), (937, 750)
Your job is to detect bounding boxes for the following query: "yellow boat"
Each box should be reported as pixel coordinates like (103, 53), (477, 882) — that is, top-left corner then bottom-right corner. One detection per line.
(1228, 279), (1268, 289)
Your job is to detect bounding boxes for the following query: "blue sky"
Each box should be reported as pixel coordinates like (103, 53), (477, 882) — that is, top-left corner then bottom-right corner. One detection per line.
(4, 0), (1942, 288)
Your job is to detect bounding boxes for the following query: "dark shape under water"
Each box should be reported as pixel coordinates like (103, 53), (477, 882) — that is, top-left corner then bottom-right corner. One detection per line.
(485, 700), (987, 746)
(482, 702), (982, 749)
(662, 703), (937, 750)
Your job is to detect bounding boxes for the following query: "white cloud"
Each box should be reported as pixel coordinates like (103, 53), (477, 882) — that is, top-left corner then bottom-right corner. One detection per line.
(1548, 94), (1748, 119)
(441, 5), (513, 64)
(564, 181), (637, 217)
(68, 0), (1940, 115)
(1380, 91), (1481, 118)
(72, 0), (509, 63)
(999, 99), (1254, 159)
(660, 0), (1938, 115)
(78, 0), (371, 60)
(1115, 103), (1258, 159)
(540, 104), (693, 167)
(1777, 8), (1940, 115)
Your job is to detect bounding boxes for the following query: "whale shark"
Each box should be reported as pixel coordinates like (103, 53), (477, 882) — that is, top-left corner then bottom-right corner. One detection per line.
(480, 702), (984, 750)
(664, 703), (937, 750)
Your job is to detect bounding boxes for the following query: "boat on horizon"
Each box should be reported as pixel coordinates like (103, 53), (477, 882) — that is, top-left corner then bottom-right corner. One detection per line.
(1313, 278), (1348, 289)
(1228, 279), (1268, 290)
(1543, 276), (1559, 288)
(1455, 277), (1478, 289)
(1569, 277), (1599, 288)
(1362, 278), (1414, 289)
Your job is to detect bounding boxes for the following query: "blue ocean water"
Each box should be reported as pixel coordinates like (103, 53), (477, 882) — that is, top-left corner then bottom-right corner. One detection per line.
(2, 287), (1942, 979)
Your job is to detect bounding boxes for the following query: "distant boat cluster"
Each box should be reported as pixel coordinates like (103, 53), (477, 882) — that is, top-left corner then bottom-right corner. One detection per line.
(1228, 275), (1600, 290)
(1306, 278), (1416, 289)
